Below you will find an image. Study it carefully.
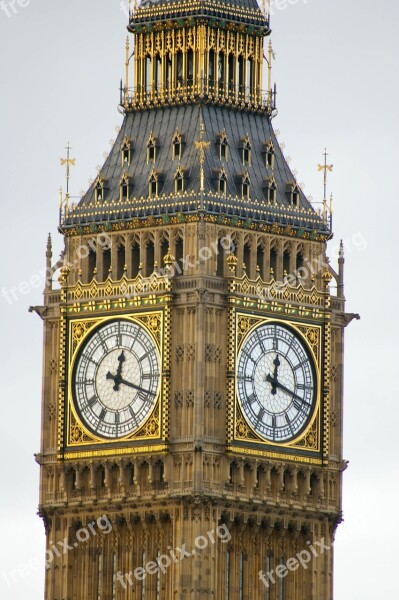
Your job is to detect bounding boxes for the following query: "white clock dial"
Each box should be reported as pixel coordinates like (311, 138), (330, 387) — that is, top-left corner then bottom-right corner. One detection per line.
(73, 319), (160, 439)
(237, 322), (316, 443)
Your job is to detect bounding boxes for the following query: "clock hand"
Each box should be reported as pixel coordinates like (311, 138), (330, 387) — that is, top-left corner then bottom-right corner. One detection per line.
(273, 379), (305, 403)
(265, 355), (280, 395)
(106, 351), (126, 391)
(272, 354), (280, 380)
(118, 377), (157, 396)
(116, 351), (125, 377)
(106, 371), (155, 396)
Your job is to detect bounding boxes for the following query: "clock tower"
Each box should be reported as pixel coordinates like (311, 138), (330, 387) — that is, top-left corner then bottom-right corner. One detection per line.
(35, 1), (355, 598)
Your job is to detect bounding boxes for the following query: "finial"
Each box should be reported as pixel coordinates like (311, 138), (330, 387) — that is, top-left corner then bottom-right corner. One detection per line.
(317, 148), (333, 222)
(267, 40), (274, 111)
(195, 113), (210, 194)
(60, 142), (76, 198)
(46, 233), (52, 258)
(339, 240), (344, 261)
(125, 36), (130, 102)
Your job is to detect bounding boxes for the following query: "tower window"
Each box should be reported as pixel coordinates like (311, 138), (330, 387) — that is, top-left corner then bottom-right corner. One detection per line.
(172, 131), (183, 160)
(147, 133), (157, 163)
(241, 137), (251, 166)
(265, 177), (278, 203)
(219, 174), (227, 195)
(149, 169), (162, 197)
(149, 176), (158, 197)
(95, 183), (103, 202)
(242, 175), (250, 200)
(218, 131), (229, 160)
(120, 175), (131, 202)
(292, 186), (300, 207)
(94, 177), (107, 203)
(265, 141), (275, 169)
(121, 137), (132, 167)
(174, 170), (184, 193)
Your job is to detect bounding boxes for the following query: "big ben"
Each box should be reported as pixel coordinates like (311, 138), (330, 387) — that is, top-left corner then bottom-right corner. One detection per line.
(35, 0), (355, 598)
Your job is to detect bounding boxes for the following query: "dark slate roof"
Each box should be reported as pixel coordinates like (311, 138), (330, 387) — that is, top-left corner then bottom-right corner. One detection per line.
(63, 104), (327, 235)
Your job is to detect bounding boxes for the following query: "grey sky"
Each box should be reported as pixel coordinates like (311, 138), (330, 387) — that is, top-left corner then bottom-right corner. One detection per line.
(0, 1), (397, 598)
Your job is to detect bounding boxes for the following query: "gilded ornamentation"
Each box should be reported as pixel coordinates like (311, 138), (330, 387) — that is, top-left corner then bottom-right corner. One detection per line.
(71, 320), (99, 353)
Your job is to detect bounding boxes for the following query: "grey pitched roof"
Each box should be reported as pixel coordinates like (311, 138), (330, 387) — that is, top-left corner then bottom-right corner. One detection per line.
(64, 104), (327, 235)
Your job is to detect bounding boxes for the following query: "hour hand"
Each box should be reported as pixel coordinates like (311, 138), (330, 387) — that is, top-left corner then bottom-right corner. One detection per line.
(116, 351), (125, 377)
(106, 371), (121, 392)
(266, 373), (277, 395)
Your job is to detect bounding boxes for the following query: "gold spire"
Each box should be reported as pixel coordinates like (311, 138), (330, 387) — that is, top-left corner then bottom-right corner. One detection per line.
(60, 142), (76, 197)
(317, 149), (333, 202)
(195, 114), (210, 193)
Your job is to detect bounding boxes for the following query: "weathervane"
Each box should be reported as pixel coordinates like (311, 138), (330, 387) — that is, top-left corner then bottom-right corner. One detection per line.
(317, 148), (333, 223)
(195, 115), (210, 193)
(60, 142), (76, 197)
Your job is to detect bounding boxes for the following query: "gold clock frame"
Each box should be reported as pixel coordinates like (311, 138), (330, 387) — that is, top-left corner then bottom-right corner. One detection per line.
(59, 308), (170, 457)
(227, 309), (330, 464)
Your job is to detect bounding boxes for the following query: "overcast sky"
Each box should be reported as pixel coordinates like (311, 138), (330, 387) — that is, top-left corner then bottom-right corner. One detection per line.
(0, 1), (398, 598)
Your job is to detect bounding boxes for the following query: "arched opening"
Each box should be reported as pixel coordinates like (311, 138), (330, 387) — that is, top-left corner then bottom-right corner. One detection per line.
(218, 52), (225, 91)
(216, 239), (225, 277)
(161, 239), (169, 270)
(117, 245), (125, 279)
(165, 52), (172, 90)
(155, 54), (162, 91)
(187, 49), (194, 86)
(176, 50), (183, 86)
(270, 247), (277, 278)
(209, 49), (215, 88)
(243, 243), (251, 274)
(296, 252), (304, 276)
(175, 238), (183, 275)
(88, 249), (96, 282)
(145, 55), (151, 93)
(246, 58), (253, 97)
(102, 248), (111, 281)
(237, 55), (244, 97)
(228, 54), (234, 95)
(146, 240), (155, 277)
(257, 246), (264, 279)
(131, 243), (140, 278)
(283, 249), (290, 277)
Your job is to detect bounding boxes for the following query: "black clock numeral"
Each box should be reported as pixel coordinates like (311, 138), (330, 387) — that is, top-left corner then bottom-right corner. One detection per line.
(99, 408), (107, 421)
(88, 395), (97, 407)
(247, 393), (256, 404)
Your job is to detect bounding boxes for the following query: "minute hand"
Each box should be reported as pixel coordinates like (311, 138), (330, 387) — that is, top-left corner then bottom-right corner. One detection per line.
(273, 380), (305, 403)
(118, 377), (156, 396)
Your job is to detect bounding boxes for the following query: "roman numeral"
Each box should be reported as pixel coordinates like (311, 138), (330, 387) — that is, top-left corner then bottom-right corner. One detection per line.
(247, 394), (256, 404)
(88, 395), (97, 407)
(99, 408), (107, 421)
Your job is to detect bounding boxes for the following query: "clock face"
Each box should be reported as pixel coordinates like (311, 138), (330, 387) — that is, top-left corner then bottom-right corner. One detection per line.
(72, 319), (160, 439)
(237, 322), (316, 443)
